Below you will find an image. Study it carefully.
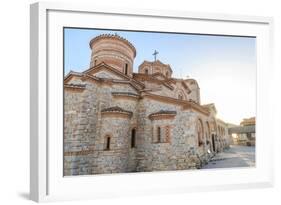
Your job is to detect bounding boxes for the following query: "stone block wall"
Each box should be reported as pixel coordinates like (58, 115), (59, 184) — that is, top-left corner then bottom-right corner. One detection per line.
(64, 80), (141, 175)
(135, 98), (202, 171)
(64, 77), (229, 175)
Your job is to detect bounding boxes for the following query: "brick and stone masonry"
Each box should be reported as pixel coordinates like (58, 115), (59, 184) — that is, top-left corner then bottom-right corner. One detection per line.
(63, 33), (231, 175)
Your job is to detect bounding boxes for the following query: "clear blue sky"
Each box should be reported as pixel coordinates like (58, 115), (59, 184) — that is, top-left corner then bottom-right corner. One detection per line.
(64, 28), (256, 124)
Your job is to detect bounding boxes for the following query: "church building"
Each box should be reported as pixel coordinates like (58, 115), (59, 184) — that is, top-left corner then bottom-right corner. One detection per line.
(64, 34), (230, 175)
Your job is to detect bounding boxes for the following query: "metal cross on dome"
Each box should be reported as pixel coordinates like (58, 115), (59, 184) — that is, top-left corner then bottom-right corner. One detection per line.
(152, 50), (159, 61)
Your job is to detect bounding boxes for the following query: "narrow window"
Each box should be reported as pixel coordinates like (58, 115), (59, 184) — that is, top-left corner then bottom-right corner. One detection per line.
(125, 63), (128, 75)
(178, 94), (183, 100)
(166, 71), (169, 77)
(131, 128), (136, 148)
(105, 136), (110, 150)
(94, 59), (97, 66)
(145, 69), (148, 74)
(157, 127), (161, 143)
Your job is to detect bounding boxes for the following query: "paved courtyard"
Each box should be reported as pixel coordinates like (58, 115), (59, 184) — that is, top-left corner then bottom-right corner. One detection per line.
(202, 145), (255, 169)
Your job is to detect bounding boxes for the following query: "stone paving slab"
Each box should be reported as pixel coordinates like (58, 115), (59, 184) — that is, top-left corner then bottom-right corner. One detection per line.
(202, 145), (255, 169)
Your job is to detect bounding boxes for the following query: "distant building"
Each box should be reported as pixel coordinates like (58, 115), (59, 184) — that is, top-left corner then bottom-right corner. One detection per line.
(229, 117), (255, 146)
(63, 34), (231, 176)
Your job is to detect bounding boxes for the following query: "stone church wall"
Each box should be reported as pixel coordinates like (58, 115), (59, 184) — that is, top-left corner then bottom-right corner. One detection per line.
(91, 116), (131, 174)
(64, 79), (228, 175)
(136, 98), (202, 172)
(64, 78), (141, 175)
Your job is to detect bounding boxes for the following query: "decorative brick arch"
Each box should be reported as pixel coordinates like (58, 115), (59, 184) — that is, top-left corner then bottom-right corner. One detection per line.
(175, 88), (187, 100)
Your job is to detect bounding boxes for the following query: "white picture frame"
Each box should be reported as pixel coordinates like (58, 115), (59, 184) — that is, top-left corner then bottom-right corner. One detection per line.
(30, 2), (274, 202)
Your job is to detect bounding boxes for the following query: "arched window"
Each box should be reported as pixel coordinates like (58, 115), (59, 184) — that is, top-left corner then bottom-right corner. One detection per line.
(145, 69), (148, 74)
(131, 128), (136, 148)
(125, 63), (128, 75)
(177, 90), (185, 100)
(104, 135), (111, 150)
(157, 127), (161, 143)
(94, 59), (97, 66)
(197, 119), (204, 146)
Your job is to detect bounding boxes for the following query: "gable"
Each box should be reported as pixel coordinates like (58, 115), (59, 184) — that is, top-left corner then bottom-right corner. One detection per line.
(85, 64), (128, 80)
(92, 69), (124, 80)
(84, 63), (145, 90)
(64, 71), (83, 84)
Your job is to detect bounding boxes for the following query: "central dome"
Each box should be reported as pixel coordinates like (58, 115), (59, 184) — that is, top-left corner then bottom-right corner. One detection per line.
(89, 34), (136, 77)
